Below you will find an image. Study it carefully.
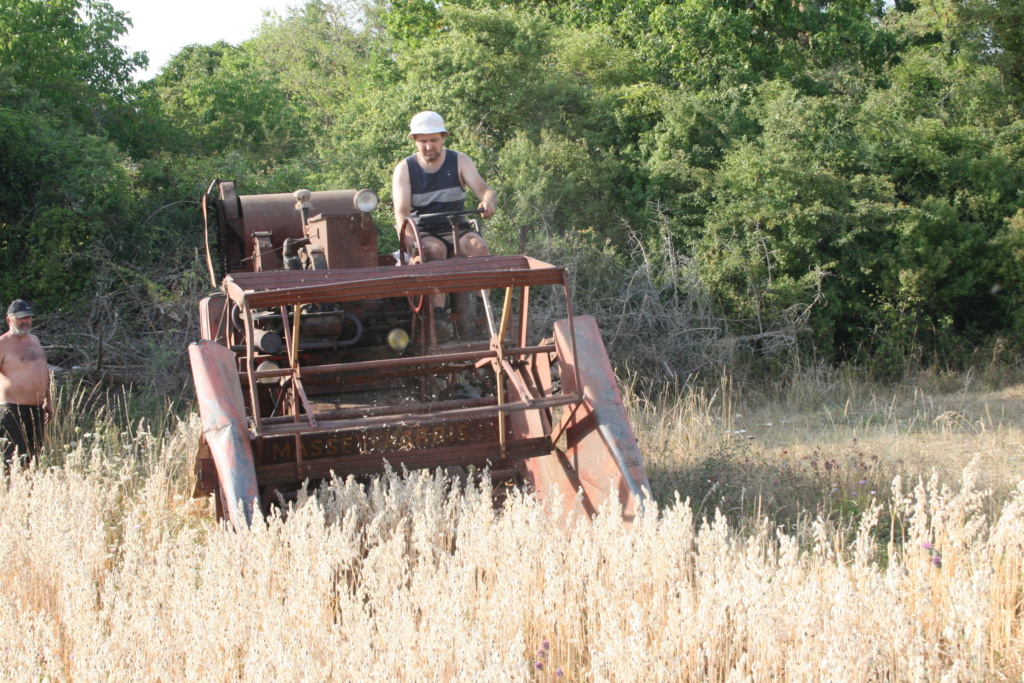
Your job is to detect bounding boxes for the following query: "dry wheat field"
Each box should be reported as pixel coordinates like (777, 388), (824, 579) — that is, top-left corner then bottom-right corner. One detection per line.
(2, 372), (1024, 681)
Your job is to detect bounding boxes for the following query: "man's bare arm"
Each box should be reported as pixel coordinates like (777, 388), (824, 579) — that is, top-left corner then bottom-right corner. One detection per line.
(458, 154), (497, 219)
(392, 162), (413, 237)
(42, 354), (52, 421)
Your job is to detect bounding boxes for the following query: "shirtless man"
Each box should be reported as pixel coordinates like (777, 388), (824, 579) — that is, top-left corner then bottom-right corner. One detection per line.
(393, 111), (497, 319)
(0, 300), (52, 466)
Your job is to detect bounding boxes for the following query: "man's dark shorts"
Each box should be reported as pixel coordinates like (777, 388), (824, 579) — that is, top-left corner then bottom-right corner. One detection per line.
(420, 223), (479, 255)
(0, 403), (44, 466)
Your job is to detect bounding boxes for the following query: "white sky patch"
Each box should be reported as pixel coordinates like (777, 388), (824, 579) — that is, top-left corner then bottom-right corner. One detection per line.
(106, 0), (303, 80)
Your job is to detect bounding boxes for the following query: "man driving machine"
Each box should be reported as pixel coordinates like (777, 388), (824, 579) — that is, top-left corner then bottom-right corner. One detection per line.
(392, 111), (498, 324)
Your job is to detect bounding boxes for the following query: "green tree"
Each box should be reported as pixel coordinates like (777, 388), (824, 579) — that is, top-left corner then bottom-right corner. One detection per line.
(490, 130), (621, 252)
(153, 41), (310, 160)
(855, 39), (1024, 354)
(0, 79), (141, 310)
(696, 82), (899, 348)
(318, 7), (590, 229)
(942, 0), (1024, 98)
(0, 0), (147, 129)
(374, 0), (443, 44)
(249, 1), (375, 136)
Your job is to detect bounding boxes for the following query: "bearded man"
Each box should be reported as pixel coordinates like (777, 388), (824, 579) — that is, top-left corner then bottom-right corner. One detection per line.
(0, 300), (52, 467)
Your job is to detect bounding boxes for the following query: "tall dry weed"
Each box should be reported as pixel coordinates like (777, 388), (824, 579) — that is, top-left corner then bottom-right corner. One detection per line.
(1, 409), (1023, 680)
(634, 367), (1024, 525)
(2, 374), (1024, 680)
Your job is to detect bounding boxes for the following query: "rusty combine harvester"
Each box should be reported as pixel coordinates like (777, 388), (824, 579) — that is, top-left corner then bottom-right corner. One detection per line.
(190, 179), (650, 530)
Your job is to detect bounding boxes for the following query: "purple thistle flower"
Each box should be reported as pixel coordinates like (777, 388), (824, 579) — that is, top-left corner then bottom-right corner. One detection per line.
(541, 640), (550, 651)
(932, 555), (942, 568)
(537, 649), (547, 659)
(535, 661), (544, 671)
(859, 480), (867, 485)
(922, 542), (933, 550)
(870, 490), (876, 495)
(555, 667), (564, 678)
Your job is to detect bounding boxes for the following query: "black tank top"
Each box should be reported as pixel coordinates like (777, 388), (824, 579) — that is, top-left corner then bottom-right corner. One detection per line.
(406, 151), (466, 229)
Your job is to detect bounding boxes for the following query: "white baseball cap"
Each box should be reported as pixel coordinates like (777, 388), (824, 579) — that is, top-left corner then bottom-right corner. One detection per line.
(408, 111), (448, 138)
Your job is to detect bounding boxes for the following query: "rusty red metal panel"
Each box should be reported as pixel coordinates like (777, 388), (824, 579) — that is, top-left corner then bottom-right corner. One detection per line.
(306, 214), (379, 269)
(193, 444), (218, 495)
(236, 191), (362, 264)
(226, 255), (558, 291)
(252, 231), (282, 271)
(225, 256), (567, 308)
(256, 416), (500, 465)
(257, 394), (577, 439)
(540, 316), (650, 524)
(506, 355), (596, 521)
(219, 181), (240, 220)
(253, 436), (552, 485)
(245, 344), (555, 385)
(191, 435), (218, 499)
(199, 295), (228, 343)
(189, 340), (261, 530)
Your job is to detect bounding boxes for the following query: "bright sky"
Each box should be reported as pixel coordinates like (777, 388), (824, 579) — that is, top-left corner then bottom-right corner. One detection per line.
(106, 0), (303, 80)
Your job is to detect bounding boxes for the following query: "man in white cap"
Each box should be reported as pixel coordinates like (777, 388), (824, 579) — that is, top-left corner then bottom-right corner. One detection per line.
(393, 111), (497, 324)
(0, 299), (51, 467)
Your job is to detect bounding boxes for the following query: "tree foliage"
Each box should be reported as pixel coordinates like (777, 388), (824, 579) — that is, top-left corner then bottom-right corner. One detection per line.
(0, 79), (140, 309)
(4, 0), (1024, 374)
(0, 0), (147, 129)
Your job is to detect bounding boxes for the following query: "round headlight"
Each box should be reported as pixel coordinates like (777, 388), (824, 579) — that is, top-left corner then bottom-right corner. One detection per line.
(386, 328), (409, 352)
(354, 189), (379, 213)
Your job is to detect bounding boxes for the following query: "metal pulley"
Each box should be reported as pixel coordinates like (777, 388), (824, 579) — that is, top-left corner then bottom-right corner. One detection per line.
(282, 236), (309, 270)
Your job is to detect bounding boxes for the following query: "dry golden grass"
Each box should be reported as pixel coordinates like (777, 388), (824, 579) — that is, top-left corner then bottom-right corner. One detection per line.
(1, 372), (1023, 681)
(638, 370), (1024, 521)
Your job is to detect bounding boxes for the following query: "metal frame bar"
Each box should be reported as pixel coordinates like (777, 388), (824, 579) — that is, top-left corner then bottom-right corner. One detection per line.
(226, 256), (565, 307)
(228, 254), (583, 445)
(241, 344), (557, 382)
(258, 393), (579, 437)
(242, 299), (261, 436)
(253, 436), (553, 485)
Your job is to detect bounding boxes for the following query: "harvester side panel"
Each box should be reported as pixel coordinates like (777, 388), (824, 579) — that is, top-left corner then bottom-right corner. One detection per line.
(190, 340), (260, 530)
(520, 316), (650, 524)
(508, 357), (595, 520)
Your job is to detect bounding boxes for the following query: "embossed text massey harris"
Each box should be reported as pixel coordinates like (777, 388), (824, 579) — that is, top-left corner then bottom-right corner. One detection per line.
(190, 180), (650, 530)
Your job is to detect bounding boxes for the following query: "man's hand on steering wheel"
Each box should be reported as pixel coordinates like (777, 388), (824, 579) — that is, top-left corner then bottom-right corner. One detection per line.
(478, 199), (496, 220)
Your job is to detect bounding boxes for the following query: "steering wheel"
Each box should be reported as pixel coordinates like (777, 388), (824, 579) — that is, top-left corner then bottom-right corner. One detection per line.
(400, 209), (486, 315)
(399, 216), (428, 312)
(414, 208), (484, 222)
(419, 209), (485, 257)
